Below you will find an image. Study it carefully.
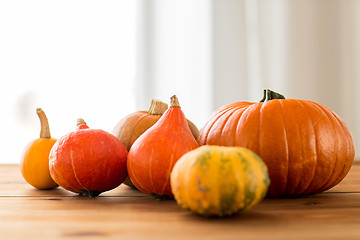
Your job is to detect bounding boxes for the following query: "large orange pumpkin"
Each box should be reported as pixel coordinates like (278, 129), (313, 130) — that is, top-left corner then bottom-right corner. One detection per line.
(198, 89), (355, 197)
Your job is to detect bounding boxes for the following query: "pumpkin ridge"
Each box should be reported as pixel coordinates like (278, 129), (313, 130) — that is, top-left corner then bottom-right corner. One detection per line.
(215, 107), (241, 145)
(279, 99), (303, 195)
(310, 102), (340, 193)
(326, 108), (354, 186)
(299, 101), (325, 195)
(313, 102), (353, 191)
(199, 106), (237, 144)
(295, 100), (319, 195)
(277, 100), (290, 196)
(286, 100), (310, 195)
(234, 104), (258, 146)
(292, 100), (318, 194)
(230, 107), (248, 146)
(314, 104), (340, 192)
(258, 102), (266, 160)
(198, 112), (225, 144)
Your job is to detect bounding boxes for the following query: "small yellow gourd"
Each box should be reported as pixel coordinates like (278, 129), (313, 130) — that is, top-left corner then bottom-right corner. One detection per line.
(20, 108), (58, 189)
(170, 145), (270, 217)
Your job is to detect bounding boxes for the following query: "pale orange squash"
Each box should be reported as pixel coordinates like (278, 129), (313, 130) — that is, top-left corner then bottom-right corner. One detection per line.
(20, 108), (58, 189)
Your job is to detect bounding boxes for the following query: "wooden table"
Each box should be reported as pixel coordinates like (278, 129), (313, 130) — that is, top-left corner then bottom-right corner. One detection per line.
(1, 163), (360, 240)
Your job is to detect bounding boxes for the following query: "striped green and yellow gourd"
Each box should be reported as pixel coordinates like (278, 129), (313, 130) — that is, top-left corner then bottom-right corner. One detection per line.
(170, 145), (270, 217)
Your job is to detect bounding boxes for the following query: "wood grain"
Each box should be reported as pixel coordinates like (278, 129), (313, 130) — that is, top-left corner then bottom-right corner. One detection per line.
(0, 163), (359, 240)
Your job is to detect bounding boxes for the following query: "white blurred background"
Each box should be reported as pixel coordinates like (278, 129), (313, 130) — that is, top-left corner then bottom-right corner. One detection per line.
(1, 0), (359, 163)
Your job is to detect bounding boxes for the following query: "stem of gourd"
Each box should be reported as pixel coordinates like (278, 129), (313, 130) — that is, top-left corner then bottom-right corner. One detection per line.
(36, 108), (51, 139)
(170, 95), (180, 108)
(148, 99), (168, 115)
(77, 118), (87, 126)
(259, 89), (286, 102)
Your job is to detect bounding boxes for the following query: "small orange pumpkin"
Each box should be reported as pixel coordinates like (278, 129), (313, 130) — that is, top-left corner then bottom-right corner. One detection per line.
(49, 119), (128, 197)
(20, 108), (58, 189)
(112, 99), (199, 150)
(112, 99), (199, 187)
(127, 95), (199, 199)
(198, 89), (355, 197)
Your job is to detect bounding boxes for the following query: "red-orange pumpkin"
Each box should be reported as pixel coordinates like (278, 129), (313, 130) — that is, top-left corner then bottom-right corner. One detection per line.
(112, 99), (199, 150)
(198, 89), (355, 197)
(112, 99), (199, 188)
(127, 95), (199, 199)
(49, 119), (128, 197)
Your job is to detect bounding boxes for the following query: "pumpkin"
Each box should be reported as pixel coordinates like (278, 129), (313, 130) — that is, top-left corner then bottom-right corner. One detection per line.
(112, 99), (199, 188)
(20, 108), (58, 189)
(170, 145), (270, 217)
(49, 119), (128, 197)
(198, 89), (355, 197)
(127, 95), (199, 199)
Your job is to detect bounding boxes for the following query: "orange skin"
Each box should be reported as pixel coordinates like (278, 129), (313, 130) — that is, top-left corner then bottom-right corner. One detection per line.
(112, 110), (199, 152)
(112, 110), (162, 151)
(127, 101), (199, 199)
(20, 137), (58, 189)
(198, 98), (355, 197)
(49, 123), (128, 197)
(112, 107), (199, 188)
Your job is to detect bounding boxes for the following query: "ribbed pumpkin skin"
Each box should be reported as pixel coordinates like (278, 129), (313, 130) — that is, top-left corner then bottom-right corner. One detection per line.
(198, 99), (355, 197)
(170, 146), (270, 217)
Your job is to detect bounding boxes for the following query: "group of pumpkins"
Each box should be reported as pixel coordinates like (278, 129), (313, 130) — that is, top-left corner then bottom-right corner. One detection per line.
(20, 89), (355, 217)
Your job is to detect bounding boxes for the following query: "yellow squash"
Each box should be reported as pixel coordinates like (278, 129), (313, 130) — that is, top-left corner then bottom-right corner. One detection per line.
(20, 108), (58, 189)
(170, 145), (270, 217)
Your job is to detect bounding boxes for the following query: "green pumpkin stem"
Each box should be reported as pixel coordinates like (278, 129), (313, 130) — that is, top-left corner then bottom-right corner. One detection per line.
(259, 89), (286, 102)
